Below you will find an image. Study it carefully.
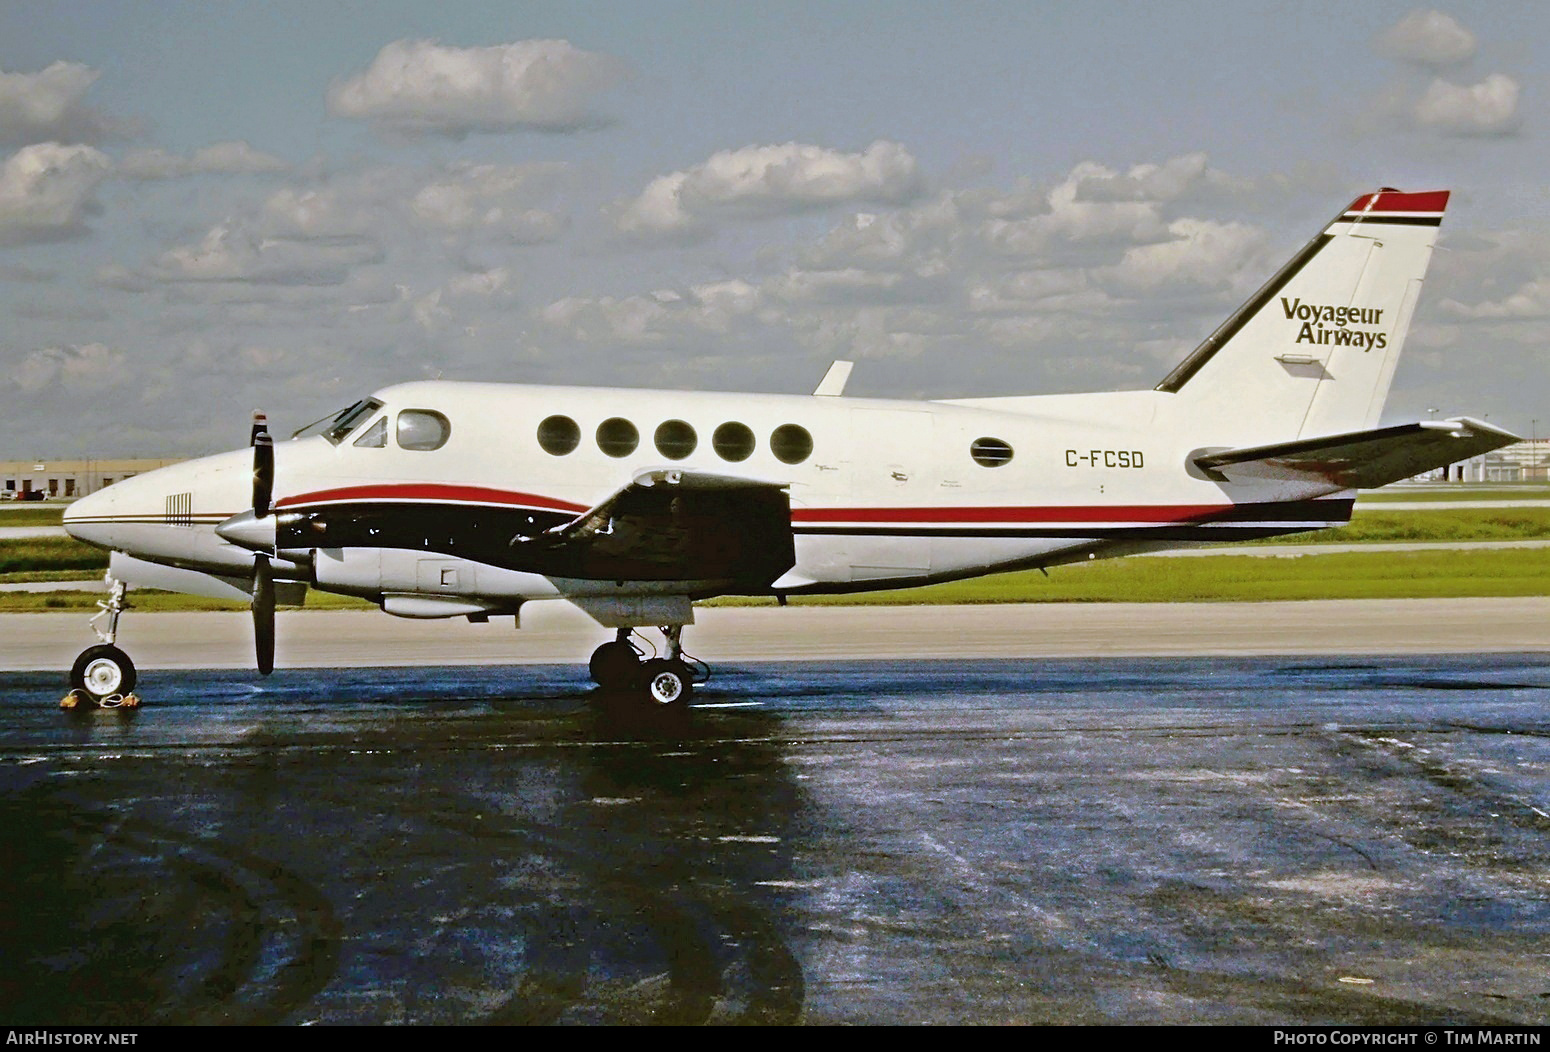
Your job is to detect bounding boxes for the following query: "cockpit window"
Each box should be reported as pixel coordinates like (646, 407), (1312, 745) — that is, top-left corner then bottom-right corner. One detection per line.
(352, 417), (388, 448)
(398, 409), (451, 451)
(296, 398), (385, 444)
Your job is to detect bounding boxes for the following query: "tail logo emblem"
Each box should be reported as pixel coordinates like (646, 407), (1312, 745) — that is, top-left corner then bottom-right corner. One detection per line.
(1280, 297), (1389, 351)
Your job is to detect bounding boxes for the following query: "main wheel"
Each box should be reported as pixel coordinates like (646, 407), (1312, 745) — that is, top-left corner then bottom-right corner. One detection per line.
(639, 659), (692, 707)
(589, 640), (642, 689)
(70, 644), (137, 703)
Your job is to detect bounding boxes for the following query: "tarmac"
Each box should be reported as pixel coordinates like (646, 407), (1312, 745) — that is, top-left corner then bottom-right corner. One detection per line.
(3, 652), (1549, 1024)
(3, 596), (1549, 673)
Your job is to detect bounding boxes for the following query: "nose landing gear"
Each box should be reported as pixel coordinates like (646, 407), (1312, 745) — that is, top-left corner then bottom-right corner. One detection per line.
(63, 576), (140, 709)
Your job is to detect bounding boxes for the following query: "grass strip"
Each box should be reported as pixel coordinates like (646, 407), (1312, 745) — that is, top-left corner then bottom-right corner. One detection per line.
(1357, 487), (1550, 503)
(709, 548), (1550, 607)
(10, 548), (1538, 612)
(0, 537), (110, 575)
(1248, 507), (1550, 545)
(0, 589), (372, 613)
(0, 506), (67, 525)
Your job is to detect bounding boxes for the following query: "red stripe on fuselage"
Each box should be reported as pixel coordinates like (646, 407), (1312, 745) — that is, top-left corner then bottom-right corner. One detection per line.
(792, 504), (1241, 524)
(277, 483), (588, 513)
(276, 486), (1346, 527)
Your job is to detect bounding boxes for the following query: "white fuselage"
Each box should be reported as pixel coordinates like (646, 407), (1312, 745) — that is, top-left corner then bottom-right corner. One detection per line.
(63, 379), (1352, 617)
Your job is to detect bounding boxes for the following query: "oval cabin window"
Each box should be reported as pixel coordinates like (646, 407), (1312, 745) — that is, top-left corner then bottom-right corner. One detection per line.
(537, 415), (581, 456)
(654, 420), (697, 460)
(712, 422), (755, 462)
(596, 417), (639, 458)
(770, 424), (813, 465)
(969, 437), (1013, 467)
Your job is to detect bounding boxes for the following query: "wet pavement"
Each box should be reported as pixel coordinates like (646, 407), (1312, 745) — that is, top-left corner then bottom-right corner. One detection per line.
(3, 655), (1550, 1025)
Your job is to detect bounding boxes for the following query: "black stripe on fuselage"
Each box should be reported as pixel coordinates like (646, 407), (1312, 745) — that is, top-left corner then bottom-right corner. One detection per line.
(794, 526), (1335, 541)
(794, 497), (1352, 541)
(278, 502), (574, 571)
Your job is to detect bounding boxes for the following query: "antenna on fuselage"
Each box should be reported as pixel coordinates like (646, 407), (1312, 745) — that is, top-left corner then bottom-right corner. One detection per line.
(814, 360), (853, 397)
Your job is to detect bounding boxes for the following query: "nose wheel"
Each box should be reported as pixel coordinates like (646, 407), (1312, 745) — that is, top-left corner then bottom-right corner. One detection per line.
(68, 644), (138, 705)
(64, 577), (140, 709)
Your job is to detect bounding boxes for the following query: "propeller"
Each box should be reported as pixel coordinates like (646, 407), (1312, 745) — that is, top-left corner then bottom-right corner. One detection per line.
(215, 411), (286, 675)
(248, 411), (276, 675)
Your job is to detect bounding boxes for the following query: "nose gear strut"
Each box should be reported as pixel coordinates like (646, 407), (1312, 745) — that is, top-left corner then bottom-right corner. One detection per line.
(63, 574), (139, 710)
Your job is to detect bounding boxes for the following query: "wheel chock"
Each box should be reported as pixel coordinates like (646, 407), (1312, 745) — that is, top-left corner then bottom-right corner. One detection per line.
(60, 690), (141, 711)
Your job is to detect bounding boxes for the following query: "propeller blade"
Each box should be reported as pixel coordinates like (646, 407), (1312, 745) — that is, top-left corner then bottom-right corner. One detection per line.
(251, 411), (274, 519)
(253, 553), (275, 676)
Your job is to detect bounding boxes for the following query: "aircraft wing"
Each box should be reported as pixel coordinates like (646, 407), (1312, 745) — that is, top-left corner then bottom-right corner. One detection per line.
(511, 469), (795, 587)
(1194, 418), (1519, 489)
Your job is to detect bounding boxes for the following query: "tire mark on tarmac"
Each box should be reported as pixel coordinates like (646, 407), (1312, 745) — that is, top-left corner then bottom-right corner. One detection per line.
(0, 784), (339, 1025)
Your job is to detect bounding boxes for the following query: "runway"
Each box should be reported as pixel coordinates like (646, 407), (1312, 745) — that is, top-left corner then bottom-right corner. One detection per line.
(4, 596), (1549, 676)
(3, 652), (1549, 1025)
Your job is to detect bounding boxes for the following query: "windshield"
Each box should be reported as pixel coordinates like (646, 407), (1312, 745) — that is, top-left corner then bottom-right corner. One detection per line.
(291, 399), (386, 444)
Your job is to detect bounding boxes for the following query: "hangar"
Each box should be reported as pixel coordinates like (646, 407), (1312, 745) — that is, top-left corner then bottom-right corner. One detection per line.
(0, 458), (182, 501)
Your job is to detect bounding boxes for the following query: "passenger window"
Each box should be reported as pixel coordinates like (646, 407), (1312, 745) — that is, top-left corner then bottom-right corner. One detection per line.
(398, 410), (451, 451)
(537, 415), (580, 456)
(970, 437), (1014, 467)
(596, 417), (639, 458)
(353, 417), (388, 448)
(712, 422), (755, 462)
(654, 420), (697, 460)
(770, 423), (813, 465)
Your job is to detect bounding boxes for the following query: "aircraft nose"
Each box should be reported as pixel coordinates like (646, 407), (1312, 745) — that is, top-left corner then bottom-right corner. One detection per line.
(62, 484), (116, 548)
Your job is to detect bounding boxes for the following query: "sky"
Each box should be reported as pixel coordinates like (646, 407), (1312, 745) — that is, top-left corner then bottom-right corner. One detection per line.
(1, 1), (1547, 456)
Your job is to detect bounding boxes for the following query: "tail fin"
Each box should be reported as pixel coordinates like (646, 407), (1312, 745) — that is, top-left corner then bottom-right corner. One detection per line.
(1157, 189), (1448, 443)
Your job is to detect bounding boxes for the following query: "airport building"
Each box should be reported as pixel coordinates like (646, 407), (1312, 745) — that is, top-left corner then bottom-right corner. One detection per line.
(1442, 438), (1550, 483)
(0, 458), (184, 500)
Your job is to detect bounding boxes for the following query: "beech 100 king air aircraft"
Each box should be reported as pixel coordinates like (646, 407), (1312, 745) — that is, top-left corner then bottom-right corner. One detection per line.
(62, 189), (1516, 708)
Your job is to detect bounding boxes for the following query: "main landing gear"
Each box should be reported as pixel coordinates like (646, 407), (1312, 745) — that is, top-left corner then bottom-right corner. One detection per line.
(588, 625), (706, 708)
(63, 577), (140, 710)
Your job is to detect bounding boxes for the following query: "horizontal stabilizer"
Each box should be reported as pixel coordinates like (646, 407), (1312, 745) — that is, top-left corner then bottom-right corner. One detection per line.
(1194, 418), (1519, 489)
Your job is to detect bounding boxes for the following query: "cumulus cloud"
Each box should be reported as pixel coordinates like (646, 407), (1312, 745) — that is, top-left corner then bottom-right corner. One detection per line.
(1412, 74), (1521, 136)
(1097, 218), (1268, 297)
(0, 142), (111, 245)
(119, 141), (290, 180)
(261, 181), (384, 239)
(542, 280), (769, 344)
(443, 267), (513, 300)
(1441, 278), (1550, 320)
(149, 223), (383, 286)
(409, 161), (567, 241)
(1375, 9), (1477, 68)
(12, 342), (128, 393)
(124, 158), (571, 308)
(613, 140), (923, 240)
(552, 154), (1279, 387)
(1072, 153), (1247, 204)
(326, 38), (625, 136)
(0, 61), (121, 146)
(1369, 11), (1522, 138)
